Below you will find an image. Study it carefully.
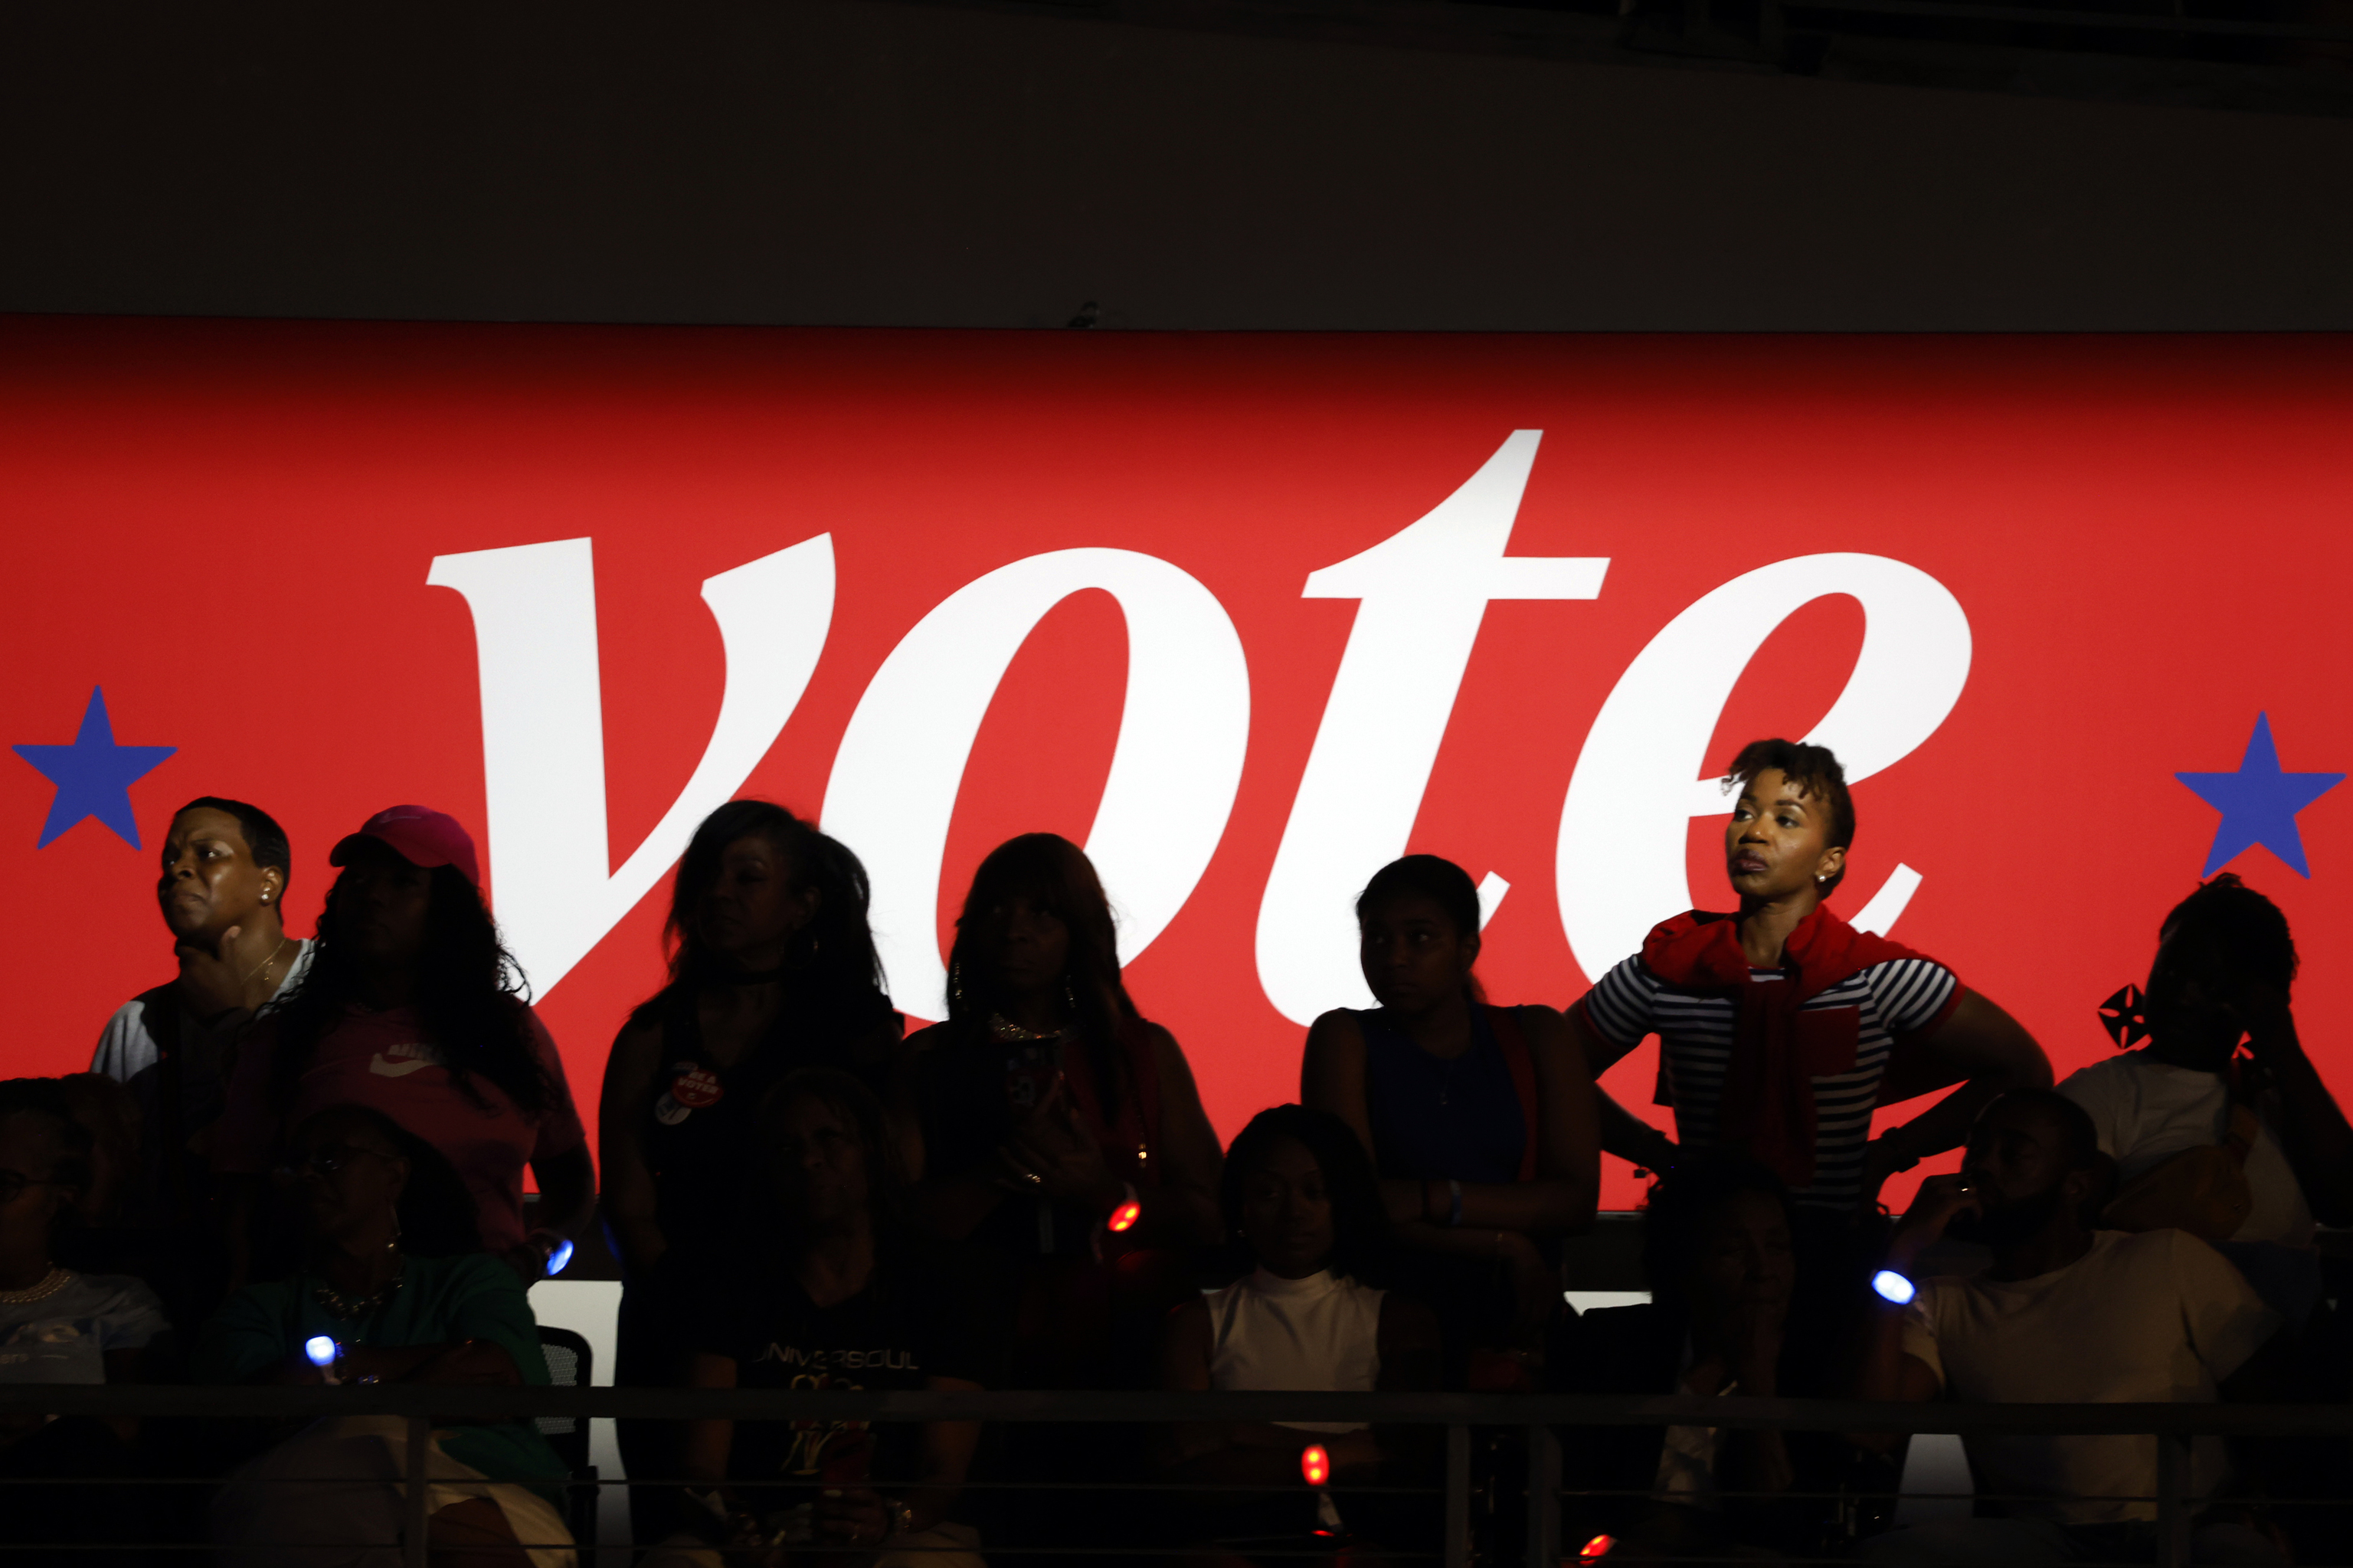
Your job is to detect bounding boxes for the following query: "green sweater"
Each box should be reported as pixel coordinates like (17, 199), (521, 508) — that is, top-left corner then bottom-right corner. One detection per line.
(193, 1252), (568, 1502)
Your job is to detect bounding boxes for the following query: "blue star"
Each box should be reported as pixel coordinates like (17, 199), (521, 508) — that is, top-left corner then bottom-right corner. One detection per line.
(11, 688), (176, 849)
(2175, 713), (2344, 878)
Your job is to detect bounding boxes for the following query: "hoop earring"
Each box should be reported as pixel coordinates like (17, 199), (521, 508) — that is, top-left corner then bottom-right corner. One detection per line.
(950, 961), (965, 1010)
(1064, 976), (1080, 1019)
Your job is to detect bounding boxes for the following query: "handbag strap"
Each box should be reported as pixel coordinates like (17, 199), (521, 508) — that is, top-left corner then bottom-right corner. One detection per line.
(1484, 1006), (1542, 1184)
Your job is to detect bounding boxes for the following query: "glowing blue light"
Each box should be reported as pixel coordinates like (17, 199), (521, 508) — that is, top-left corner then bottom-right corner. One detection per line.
(1870, 1269), (1916, 1305)
(303, 1335), (339, 1367)
(545, 1239), (574, 1277)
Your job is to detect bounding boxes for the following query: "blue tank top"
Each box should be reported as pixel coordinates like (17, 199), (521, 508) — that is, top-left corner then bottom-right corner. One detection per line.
(1358, 1007), (1527, 1184)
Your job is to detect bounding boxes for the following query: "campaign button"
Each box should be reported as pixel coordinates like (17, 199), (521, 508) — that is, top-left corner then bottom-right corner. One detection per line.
(669, 1068), (724, 1109)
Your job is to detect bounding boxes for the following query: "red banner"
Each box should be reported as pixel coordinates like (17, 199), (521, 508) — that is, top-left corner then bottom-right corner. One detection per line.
(8, 318), (2350, 1206)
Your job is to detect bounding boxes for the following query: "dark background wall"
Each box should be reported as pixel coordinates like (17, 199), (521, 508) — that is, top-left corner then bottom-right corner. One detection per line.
(5, 0), (2353, 331)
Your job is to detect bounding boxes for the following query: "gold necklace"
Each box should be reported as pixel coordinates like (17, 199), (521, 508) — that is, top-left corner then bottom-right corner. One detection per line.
(987, 1013), (1072, 1044)
(241, 936), (291, 994)
(0, 1268), (72, 1305)
(312, 1241), (406, 1321)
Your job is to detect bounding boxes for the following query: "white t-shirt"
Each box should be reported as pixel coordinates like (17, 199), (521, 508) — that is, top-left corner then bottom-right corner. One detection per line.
(2058, 1054), (2314, 1248)
(1901, 1229), (2278, 1526)
(1204, 1268), (1384, 1434)
(0, 1273), (172, 1384)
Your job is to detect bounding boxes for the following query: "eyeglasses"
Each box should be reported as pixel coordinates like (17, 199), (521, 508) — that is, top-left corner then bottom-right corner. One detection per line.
(280, 1145), (394, 1179)
(0, 1170), (61, 1203)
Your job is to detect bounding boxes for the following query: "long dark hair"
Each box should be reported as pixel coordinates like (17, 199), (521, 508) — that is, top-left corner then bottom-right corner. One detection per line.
(289, 1103), (484, 1260)
(270, 863), (552, 1119)
(636, 800), (887, 1018)
(1221, 1104), (1391, 1285)
(945, 833), (1139, 1115)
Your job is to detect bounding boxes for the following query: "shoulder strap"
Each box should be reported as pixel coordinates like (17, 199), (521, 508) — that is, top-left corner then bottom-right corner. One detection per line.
(1484, 1006), (1542, 1183)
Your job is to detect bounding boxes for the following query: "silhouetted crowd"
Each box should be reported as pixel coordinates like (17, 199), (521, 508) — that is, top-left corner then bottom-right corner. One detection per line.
(2, 738), (2347, 1566)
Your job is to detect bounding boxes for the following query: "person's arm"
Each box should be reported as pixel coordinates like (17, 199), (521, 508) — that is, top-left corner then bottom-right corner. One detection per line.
(1304, 1009), (1566, 1344)
(2236, 987), (2353, 1228)
(1520, 1007), (1600, 1232)
(1849, 1174), (1965, 1452)
(516, 1142), (597, 1282)
(1566, 990), (1682, 1174)
(597, 1017), (670, 1277)
(1382, 1015), (1597, 1237)
(815, 1375), (984, 1546)
(1864, 989), (2051, 1206)
(512, 1012), (597, 1278)
(337, 1339), (522, 1387)
(676, 1351), (775, 1557)
(1136, 1025), (1225, 1248)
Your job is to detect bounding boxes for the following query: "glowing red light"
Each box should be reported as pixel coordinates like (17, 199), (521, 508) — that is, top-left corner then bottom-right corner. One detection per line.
(1299, 1444), (1330, 1485)
(1579, 1534), (1617, 1563)
(1108, 1200), (1141, 1232)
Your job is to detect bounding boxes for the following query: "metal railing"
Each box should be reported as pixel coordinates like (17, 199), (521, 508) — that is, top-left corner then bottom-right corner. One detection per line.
(2, 1384), (2348, 1568)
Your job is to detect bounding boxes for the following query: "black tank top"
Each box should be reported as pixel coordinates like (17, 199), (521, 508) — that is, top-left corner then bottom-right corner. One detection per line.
(640, 980), (899, 1265)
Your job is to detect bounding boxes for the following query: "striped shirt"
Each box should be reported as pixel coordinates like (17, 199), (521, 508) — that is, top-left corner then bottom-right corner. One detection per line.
(1586, 954), (1959, 1210)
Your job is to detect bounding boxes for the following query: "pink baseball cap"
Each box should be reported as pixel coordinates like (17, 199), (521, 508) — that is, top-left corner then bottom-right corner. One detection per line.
(329, 804), (482, 888)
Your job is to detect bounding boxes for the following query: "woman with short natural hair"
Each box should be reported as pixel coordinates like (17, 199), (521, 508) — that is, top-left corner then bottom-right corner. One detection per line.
(1568, 738), (2047, 1216)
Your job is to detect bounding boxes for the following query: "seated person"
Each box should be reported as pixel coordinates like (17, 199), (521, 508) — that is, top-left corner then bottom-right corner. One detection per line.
(0, 1079), (172, 1565)
(1857, 1089), (2284, 1566)
(2060, 874), (2352, 1323)
(1154, 1105), (1439, 1557)
(194, 1104), (574, 1568)
(1558, 1154), (1844, 1560)
(653, 1069), (989, 1568)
